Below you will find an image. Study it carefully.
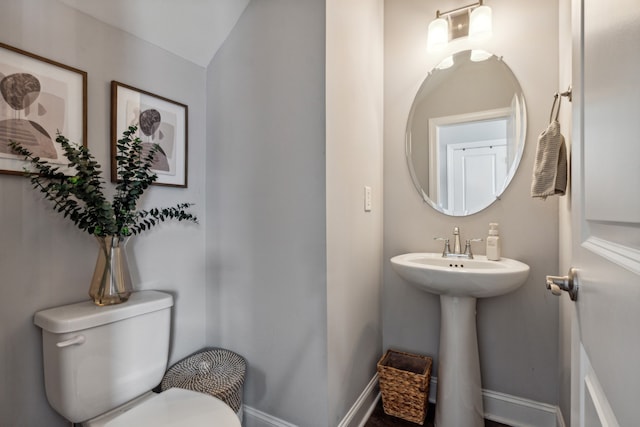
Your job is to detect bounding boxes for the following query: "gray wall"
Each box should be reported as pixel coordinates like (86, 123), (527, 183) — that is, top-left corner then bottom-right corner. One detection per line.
(0, 0), (208, 425)
(206, 0), (385, 425)
(205, 1), (330, 425)
(383, 0), (561, 405)
(326, 0), (384, 424)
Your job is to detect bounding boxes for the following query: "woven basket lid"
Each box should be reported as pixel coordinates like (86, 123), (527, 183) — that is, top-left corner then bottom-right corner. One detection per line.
(161, 348), (246, 412)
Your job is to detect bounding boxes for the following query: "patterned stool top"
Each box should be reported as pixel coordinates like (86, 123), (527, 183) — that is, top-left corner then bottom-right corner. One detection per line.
(161, 348), (246, 413)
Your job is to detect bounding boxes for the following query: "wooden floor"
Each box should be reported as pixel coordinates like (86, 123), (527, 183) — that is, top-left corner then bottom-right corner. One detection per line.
(364, 399), (511, 427)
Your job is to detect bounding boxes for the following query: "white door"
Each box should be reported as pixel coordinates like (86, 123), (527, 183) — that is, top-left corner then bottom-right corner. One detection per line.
(566, 0), (640, 426)
(446, 141), (507, 215)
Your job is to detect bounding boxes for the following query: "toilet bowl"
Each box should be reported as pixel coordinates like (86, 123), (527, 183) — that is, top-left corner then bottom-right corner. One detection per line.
(34, 291), (241, 427)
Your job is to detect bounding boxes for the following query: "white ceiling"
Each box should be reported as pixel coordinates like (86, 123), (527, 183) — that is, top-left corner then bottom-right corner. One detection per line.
(58, 0), (250, 67)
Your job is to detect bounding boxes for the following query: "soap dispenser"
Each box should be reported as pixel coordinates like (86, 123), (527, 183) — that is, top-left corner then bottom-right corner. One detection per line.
(486, 223), (501, 261)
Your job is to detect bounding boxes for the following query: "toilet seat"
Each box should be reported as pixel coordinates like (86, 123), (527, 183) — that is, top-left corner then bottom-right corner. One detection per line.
(84, 388), (241, 427)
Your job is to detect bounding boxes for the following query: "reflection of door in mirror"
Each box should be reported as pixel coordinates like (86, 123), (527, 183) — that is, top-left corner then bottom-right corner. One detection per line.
(428, 109), (510, 214)
(447, 139), (506, 215)
(405, 50), (526, 216)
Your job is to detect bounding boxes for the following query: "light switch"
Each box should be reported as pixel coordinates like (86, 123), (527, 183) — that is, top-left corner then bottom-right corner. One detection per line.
(364, 186), (372, 212)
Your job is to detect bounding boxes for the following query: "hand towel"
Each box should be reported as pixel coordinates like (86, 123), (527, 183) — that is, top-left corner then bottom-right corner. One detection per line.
(531, 120), (567, 199)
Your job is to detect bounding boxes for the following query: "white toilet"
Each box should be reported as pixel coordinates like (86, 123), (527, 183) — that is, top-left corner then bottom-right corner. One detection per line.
(34, 290), (241, 427)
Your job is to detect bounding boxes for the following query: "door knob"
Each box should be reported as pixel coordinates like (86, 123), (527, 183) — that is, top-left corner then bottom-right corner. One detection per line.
(546, 267), (578, 301)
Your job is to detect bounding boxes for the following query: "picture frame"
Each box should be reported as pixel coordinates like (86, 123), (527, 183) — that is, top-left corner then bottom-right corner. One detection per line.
(111, 81), (188, 188)
(0, 42), (87, 175)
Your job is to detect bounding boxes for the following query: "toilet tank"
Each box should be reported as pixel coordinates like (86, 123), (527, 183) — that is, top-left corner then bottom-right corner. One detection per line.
(34, 290), (174, 423)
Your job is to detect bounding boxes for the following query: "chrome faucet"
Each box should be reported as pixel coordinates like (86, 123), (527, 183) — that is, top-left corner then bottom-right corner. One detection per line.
(435, 227), (482, 259)
(453, 226), (461, 254)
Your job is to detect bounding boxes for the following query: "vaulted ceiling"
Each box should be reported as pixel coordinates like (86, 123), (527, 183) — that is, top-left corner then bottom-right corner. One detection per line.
(58, 0), (250, 67)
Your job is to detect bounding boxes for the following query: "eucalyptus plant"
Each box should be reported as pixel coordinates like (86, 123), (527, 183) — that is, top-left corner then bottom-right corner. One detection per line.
(9, 125), (197, 237)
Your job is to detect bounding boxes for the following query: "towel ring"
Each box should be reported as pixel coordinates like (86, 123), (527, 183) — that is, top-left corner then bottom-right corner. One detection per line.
(549, 86), (572, 123)
(559, 86), (572, 102)
(549, 94), (561, 123)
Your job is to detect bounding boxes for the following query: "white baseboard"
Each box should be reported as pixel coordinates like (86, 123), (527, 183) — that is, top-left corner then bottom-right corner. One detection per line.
(242, 375), (380, 427)
(556, 406), (568, 427)
(337, 375), (380, 427)
(243, 405), (298, 427)
(345, 374), (561, 427)
(482, 388), (559, 427)
(429, 375), (438, 403)
(245, 375), (562, 427)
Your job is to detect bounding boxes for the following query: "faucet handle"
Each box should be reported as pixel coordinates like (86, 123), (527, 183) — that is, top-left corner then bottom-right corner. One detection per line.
(434, 237), (451, 257)
(463, 238), (483, 258)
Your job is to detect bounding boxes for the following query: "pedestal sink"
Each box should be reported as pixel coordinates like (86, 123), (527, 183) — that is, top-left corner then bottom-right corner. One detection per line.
(390, 253), (530, 427)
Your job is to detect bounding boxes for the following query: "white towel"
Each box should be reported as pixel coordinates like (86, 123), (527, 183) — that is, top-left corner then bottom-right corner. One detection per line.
(531, 120), (567, 199)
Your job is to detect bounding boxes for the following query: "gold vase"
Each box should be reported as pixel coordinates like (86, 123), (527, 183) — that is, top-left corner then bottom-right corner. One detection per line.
(89, 235), (133, 306)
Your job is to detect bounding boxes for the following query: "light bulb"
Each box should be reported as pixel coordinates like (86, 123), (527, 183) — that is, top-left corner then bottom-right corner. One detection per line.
(469, 5), (492, 40)
(427, 18), (448, 52)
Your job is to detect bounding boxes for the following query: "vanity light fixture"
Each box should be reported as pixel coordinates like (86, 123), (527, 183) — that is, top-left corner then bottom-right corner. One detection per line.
(427, 0), (493, 52)
(468, 3), (492, 39)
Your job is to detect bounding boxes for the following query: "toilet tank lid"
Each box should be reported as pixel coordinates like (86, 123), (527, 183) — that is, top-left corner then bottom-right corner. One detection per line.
(34, 291), (174, 333)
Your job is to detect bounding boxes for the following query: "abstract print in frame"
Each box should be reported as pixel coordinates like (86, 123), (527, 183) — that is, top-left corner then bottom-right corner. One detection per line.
(111, 81), (188, 188)
(0, 42), (87, 175)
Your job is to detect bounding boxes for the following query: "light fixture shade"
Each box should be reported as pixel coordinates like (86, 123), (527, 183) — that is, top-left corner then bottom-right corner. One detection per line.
(470, 49), (492, 62)
(427, 18), (448, 52)
(469, 5), (492, 40)
(436, 55), (454, 69)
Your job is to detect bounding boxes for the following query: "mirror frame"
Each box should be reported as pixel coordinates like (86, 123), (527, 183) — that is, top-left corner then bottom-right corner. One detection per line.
(405, 50), (527, 216)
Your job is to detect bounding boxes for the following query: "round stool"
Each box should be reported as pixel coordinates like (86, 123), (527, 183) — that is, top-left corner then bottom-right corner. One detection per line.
(160, 348), (246, 421)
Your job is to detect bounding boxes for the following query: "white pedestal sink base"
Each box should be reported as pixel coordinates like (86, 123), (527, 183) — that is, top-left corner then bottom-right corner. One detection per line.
(389, 253), (530, 426)
(435, 295), (484, 427)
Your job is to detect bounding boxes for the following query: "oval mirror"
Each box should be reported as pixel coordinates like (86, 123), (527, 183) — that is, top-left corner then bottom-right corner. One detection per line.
(406, 50), (527, 216)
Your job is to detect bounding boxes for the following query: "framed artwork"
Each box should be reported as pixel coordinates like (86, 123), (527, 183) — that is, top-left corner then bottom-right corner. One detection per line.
(0, 42), (87, 175)
(111, 81), (188, 188)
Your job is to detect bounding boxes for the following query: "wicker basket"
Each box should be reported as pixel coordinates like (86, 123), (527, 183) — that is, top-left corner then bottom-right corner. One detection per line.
(377, 349), (432, 425)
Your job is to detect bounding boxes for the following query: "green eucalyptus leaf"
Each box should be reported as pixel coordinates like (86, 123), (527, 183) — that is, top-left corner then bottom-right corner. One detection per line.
(12, 125), (197, 237)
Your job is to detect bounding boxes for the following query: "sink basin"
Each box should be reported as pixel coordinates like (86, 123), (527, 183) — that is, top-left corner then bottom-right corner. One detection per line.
(390, 252), (530, 298)
(390, 252), (530, 427)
